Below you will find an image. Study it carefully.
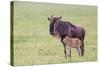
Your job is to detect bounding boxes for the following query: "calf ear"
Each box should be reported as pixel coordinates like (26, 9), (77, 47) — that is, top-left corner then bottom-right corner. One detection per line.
(48, 17), (51, 21)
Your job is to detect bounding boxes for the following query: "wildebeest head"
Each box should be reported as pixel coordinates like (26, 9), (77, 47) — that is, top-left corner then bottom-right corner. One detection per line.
(48, 15), (62, 35)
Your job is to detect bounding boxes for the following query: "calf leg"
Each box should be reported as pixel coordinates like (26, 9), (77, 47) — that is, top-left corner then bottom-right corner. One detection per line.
(76, 47), (81, 57)
(66, 46), (71, 58)
(69, 47), (71, 58)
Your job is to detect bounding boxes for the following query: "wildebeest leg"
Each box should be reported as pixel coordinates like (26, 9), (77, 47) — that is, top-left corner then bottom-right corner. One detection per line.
(64, 45), (67, 59)
(61, 38), (67, 59)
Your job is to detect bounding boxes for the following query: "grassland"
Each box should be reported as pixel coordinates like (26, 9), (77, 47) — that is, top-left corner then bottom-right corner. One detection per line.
(12, 1), (97, 66)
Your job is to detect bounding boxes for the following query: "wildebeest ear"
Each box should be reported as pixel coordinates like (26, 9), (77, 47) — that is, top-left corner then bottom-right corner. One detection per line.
(59, 16), (62, 19)
(48, 17), (51, 21)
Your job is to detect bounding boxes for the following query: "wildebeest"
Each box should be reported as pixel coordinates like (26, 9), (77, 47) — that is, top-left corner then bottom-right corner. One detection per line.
(48, 15), (85, 59)
(63, 36), (81, 58)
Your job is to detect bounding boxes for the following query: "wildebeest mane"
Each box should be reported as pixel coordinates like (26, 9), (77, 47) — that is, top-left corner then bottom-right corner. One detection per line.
(54, 20), (77, 38)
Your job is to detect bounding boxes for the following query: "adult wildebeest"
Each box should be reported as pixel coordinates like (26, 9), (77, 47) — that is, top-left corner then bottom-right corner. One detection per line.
(48, 15), (85, 59)
(63, 36), (82, 58)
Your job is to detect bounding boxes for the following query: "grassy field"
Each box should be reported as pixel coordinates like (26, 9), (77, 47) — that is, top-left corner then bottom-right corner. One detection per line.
(12, 1), (97, 66)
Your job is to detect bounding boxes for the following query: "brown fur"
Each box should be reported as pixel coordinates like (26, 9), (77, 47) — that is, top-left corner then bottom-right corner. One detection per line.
(63, 36), (81, 58)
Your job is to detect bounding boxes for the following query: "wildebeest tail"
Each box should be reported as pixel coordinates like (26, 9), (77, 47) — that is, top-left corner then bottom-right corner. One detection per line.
(81, 27), (85, 56)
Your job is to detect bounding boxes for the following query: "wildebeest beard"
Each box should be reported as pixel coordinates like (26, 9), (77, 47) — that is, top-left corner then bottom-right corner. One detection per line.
(49, 22), (55, 35)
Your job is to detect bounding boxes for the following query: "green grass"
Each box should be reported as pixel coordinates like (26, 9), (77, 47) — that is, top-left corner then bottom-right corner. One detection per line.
(12, 1), (97, 66)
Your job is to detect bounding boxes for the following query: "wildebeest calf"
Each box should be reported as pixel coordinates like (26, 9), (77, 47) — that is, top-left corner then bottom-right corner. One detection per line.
(63, 36), (81, 58)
